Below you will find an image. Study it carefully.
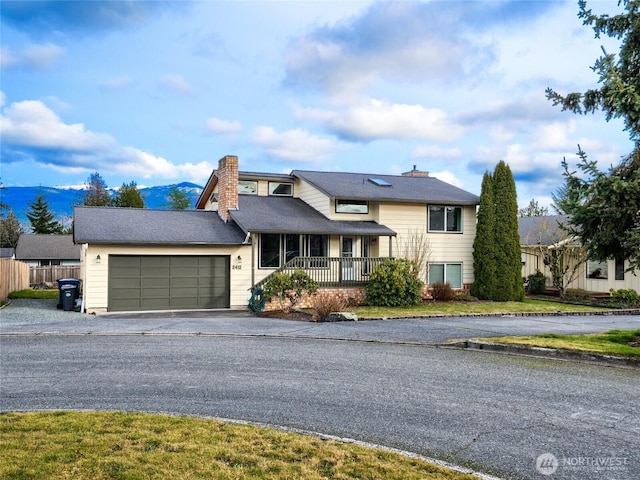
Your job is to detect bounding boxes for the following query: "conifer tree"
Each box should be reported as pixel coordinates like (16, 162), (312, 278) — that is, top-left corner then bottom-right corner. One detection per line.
(492, 161), (524, 301)
(112, 181), (144, 208)
(26, 194), (63, 234)
(163, 186), (191, 210)
(471, 171), (497, 300)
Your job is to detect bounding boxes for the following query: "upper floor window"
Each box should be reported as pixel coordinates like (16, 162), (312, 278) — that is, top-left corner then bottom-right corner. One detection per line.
(429, 206), (462, 232)
(238, 180), (257, 195)
(336, 199), (368, 214)
(269, 182), (293, 196)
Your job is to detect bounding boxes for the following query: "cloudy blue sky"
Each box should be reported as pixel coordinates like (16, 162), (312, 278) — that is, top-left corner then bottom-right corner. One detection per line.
(0, 0), (634, 207)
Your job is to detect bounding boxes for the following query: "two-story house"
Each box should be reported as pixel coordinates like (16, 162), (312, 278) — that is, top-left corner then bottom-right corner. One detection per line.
(74, 155), (479, 313)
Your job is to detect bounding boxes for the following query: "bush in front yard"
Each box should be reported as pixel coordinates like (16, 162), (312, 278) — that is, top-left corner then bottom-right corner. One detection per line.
(525, 271), (546, 295)
(366, 258), (423, 307)
(430, 282), (456, 302)
(310, 292), (349, 321)
(262, 270), (319, 312)
(609, 288), (640, 307)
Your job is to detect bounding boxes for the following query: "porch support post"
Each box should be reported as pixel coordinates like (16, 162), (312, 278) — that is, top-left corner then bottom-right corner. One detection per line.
(388, 235), (393, 257)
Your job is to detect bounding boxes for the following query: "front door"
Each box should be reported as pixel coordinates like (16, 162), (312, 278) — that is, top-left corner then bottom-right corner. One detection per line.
(341, 237), (356, 281)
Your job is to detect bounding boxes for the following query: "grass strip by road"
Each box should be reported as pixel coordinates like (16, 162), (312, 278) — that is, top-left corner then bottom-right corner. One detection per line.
(352, 299), (607, 319)
(474, 329), (640, 357)
(1, 411), (478, 480)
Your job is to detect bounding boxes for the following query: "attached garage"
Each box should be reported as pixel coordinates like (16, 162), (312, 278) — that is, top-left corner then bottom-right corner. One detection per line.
(108, 255), (230, 311)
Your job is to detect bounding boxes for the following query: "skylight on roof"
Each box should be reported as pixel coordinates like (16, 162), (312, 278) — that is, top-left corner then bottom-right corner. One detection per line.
(368, 177), (391, 187)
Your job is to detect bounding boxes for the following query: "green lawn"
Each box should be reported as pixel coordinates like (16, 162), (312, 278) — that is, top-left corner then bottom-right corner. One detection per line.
(474, 329), (640, 357)
(0, 411), (478, 480)
(8, 288), (58, 299)
(352, 299), (607, 319)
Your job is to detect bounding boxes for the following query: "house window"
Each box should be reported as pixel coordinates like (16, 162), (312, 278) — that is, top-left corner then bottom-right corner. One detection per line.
(336, 199), (368, 214)
(586, 259), (608, 279)
(238, 180), (257, 195)
(260, 234), (281, 268)
(429, 206), (462, 232)
(268, 182), (293, 196)
(39, 260), (61, 266)
(428, 263), (462, 289)
(615, 258), (625, 281)
(259, 234), (301, 268)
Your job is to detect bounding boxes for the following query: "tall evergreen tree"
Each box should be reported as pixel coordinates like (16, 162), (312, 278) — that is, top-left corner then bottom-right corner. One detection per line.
(493, 161), (524, 301)
(163, 186), (191, 210)
(471, 171), (497, 300)
(26, 194), (63, 234)
(83, 172), (111, 206)
(0, 211), (24, 248)
(112, 181), (144, 208)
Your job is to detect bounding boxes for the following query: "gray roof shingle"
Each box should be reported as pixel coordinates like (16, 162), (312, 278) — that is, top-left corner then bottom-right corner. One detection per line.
(73, 207), (246, 245)
(15, 235), (81, 260)
(518, 215), (573, 246)
(230, 196), (396, 236)
(292, 170), (480, 205)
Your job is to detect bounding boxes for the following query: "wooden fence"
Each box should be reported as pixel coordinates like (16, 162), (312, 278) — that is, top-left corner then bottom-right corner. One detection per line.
(30, 265), (81, 286)
(0, 258), (30, 300)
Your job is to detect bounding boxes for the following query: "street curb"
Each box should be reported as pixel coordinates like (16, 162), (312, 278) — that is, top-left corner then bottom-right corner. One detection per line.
(447, 340), (640, 368)
(365, 308), (640, 321)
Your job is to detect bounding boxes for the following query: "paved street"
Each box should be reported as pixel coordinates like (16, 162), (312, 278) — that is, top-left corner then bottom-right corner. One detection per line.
(1, 300), (639, 479)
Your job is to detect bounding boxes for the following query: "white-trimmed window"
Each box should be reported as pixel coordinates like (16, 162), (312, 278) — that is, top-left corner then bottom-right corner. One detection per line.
(586, 259), (608, 279)
(268, 182), (293, 196)
(336, 199), (368, 214)
(429, 206), (462, 232)
(428, 263), (462, 289)
(238, 180), (257, 195)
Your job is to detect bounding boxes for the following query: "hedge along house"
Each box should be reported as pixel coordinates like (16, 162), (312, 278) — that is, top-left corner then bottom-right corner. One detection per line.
(74, 155), (480, 313)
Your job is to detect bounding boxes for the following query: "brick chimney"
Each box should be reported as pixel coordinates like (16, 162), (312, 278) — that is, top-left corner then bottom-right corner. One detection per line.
(402, 165), (429, 177)
(217, 155), (239, 222)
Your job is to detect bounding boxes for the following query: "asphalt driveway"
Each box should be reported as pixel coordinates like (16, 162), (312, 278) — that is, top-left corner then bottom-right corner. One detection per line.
(2, 300), (639, 479)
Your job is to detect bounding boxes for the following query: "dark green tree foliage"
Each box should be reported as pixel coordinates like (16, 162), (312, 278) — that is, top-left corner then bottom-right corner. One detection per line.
(26, 194), (63, 234)
(547, 1), (640, 270)
(471, 171), (497, 300)
(366, 258), (423, 307)
(163, 186), (191, 210)
(0, 211), (24, 248)
(493, 161), (525, 301)
(83, 172), (111, 206)
(112, 181), (144, 208)
(560, 147), (640, 269)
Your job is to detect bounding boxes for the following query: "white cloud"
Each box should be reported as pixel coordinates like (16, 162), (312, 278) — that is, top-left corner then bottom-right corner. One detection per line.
(431, 170), (465, 189)
(296, 99), (464, 142)
(205, 117), (242, 135)
(0, 98), (210, 181)
(160, 74), (193, 95)
(411, 145), (462, 159)
(251, 126), (338, 162)
(0, 43), (63, 70)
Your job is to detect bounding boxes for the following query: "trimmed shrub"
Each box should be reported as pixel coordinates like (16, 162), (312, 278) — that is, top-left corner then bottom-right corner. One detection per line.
(525, 271), (546, 295)
(430, 282), (456, 302)
(366, 258), (423, 307)
(609, 288), (640, 307)
(262, 270), (319, 312)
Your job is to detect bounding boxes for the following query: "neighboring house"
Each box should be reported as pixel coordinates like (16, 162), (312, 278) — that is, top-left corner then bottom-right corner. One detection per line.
(0, 248), (15, 259)
(74, 155), (480, 313)
(15, 234), (81, 267)
(519, 215), (639, 293)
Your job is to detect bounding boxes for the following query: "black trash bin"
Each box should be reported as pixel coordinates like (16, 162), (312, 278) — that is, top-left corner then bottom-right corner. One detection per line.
(57, 278), (81, 310)
(60, 285), (77, 311)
